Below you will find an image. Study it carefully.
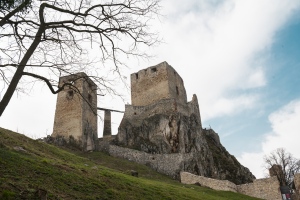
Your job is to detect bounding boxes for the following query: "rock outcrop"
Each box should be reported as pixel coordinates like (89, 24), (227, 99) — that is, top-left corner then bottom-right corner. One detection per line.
(116, 108), (255, 184)
(114, 61), (255, 184)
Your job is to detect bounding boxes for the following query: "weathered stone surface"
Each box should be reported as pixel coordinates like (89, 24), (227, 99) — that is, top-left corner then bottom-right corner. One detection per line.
(180, 172), (237, 192)
(52, 73), (98, 151)
(103, 110), (112, 137)
(114, 62), (255, 184)
(181, 171), (283, 200)
(115, 111), (254, 183)
(203, 128), (255, 184)
(237, 177), (282, 200)
(294, 174), (300, 200)
(131, 61), (187, 107)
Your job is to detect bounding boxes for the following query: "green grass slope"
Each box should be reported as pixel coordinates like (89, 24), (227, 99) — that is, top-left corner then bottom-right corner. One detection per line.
(0, 128), (261, 200)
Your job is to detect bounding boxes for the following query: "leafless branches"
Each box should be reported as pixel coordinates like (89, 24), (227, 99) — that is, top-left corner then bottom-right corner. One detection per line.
(0, 0), (161, 116)
(264, 148), (300, 187)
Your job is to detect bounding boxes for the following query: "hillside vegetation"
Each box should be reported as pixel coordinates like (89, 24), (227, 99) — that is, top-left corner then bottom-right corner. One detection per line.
(0, 127), (261, 200)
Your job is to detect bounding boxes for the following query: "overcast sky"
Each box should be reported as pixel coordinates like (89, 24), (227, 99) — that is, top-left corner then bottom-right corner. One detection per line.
(1, 0), (300, 179)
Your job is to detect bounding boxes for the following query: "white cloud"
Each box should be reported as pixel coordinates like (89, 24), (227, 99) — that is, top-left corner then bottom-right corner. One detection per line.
(263, 100), (300, 156)
(205, 94), (258, 119)
(152, 0), (300, 121)
(238, 99), (300, 178)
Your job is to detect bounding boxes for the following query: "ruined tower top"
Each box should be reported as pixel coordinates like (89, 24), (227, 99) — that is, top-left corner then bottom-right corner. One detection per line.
(131, 61), (187, 106)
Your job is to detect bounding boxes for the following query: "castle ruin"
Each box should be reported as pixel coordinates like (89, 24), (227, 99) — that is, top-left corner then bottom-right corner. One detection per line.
(52, 72), (98, 151)
(50, 61), (300, 200)
(116, 61), (202, 154)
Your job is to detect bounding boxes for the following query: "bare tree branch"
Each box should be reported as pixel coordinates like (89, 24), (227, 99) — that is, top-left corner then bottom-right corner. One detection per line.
(0, 0), (161, 116)
(264, 148), (300, 188)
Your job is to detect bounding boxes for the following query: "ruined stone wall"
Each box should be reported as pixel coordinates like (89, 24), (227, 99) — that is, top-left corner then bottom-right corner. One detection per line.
(53, 74), (84, 141)
(99, 144), (188, 178)
(124, 99), (177, 120)
(81, 74), (98, 151)
(123, 98), (192, 121)
(237, 177), (281, 200)
(294, 174), (300, 200)
(116, 96), (205, 155)
(180, 172), (237, 192)
(124, 94), (200, 124)
(294, 173), (300, 190)
(165, 64), (187, 105)
(180, 172), (282, 200)
(131, 62), (187, 106)
(52, 72), (97, 151)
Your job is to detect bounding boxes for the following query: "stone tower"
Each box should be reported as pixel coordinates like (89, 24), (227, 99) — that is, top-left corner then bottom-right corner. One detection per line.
(131, 61), (187, 106)
(117, 61), (202, 153)
(52, 72), (98, 151)
(113, 61), (255, 182)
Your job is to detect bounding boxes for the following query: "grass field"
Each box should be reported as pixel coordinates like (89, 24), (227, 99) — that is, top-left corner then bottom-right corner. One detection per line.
(0, 127), (261, 200)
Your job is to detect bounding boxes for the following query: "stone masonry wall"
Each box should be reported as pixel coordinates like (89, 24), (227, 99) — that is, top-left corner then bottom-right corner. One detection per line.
(180, 172), (282, 200)
(294, 174), (300, 193)
(123, 98), (192, 121)
(52, 72), (97, 151)
(53, 74), (84, 141)
(165, 64), (187, 105)
(123, 94), (201, 125)
(237, 177), (281, 200)
(98, 143), (197, 179)
(293, 174), (300, 200)
(180, 172), (237, 192)
(131, 61), (187, 107)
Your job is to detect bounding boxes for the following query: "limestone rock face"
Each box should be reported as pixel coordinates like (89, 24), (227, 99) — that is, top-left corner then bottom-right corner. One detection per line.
(117, 113), (204, 154)
(115, 62), (255, 184)
(203, 129), (255, 184)
(116, 111), (255, 184)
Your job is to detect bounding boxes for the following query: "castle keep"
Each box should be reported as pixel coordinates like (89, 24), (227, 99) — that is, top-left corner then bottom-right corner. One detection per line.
(52, 72), (98, 151)
(131, 62), (187, 106)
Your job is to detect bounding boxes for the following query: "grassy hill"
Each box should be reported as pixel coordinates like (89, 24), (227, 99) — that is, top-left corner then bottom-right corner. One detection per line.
(0, 127), (261, 200)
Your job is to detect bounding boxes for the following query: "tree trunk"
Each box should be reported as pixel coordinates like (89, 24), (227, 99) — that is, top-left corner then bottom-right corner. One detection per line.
(0, 26), (44, 116)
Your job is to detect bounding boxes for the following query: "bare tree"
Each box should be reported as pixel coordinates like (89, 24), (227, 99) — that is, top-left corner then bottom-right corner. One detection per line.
(264, 148), (300, 188)
(0, 0), (160, 116)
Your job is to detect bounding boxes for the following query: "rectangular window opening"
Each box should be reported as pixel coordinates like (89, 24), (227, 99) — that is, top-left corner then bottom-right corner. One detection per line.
(151, 68), (157, 73)
(176, 86), (179, 95)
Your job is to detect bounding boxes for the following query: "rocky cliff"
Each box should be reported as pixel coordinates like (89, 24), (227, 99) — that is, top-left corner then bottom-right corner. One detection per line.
(203, 129), (255, 184)
(114, 62), (255, 184)
(116, 110), (255, 184)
